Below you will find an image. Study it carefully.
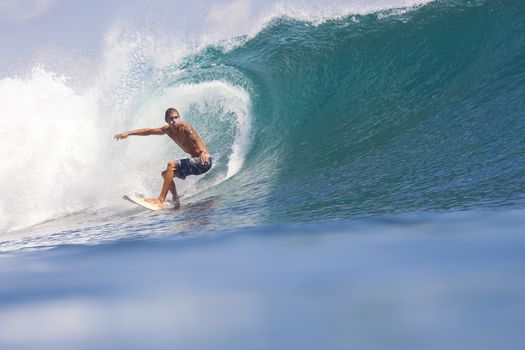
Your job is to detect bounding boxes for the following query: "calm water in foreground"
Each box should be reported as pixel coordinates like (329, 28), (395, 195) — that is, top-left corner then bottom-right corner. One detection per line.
(1, 209), (524, 350)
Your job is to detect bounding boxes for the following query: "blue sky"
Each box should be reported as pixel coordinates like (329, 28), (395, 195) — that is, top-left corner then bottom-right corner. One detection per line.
(0, 0), (269, 74)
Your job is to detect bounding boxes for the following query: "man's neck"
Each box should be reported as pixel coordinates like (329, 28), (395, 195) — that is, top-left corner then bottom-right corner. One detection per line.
(169, 124), (183, 132)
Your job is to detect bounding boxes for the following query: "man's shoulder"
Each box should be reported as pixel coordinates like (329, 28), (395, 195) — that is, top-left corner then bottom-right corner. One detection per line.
(159, 125), (172, 136)
(179, 122), (195, 132)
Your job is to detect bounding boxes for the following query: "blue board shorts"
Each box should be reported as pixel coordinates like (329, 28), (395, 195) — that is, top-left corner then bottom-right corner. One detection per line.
(175, 156), (213, 180)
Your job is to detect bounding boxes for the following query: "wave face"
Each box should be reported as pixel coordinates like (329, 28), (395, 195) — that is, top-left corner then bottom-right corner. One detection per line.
(200, 0), (525, 223)
(2, 0), (525, 233)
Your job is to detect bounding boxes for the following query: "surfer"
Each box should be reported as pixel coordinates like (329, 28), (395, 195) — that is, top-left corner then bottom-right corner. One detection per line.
(114, 108), (212, 207)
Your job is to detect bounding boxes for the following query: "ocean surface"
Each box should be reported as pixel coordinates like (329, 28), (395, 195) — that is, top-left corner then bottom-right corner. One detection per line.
(1, 0), (525, 348)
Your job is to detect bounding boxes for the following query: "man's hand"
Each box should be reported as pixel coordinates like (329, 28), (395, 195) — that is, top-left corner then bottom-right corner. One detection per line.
(114, 132), (128, 140)
(199, 151), (210, 165)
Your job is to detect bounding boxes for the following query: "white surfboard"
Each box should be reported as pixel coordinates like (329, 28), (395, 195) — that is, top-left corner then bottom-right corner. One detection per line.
(123, 194), (163, 211)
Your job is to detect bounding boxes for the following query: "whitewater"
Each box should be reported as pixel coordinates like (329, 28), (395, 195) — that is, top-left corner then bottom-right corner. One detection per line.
(0, 58), (252, 233)
(1, 0), (525, 349)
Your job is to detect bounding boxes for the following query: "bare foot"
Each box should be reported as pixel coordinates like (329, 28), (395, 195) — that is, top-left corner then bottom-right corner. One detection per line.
(145, 198), (163, 206)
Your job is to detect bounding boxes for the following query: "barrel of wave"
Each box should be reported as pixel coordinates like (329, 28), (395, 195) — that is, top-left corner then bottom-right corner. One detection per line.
(116, 81), (253, 199)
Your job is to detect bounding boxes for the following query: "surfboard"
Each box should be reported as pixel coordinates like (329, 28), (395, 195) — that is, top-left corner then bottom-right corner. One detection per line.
(123, 194), (163, 211)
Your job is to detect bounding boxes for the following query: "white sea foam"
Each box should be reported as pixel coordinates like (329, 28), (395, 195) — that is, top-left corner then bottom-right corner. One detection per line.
(0, 69), (101, 232)
(0, 30), (252, 233)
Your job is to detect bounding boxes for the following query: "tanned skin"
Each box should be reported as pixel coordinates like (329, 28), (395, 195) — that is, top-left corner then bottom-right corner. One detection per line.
(114, 109), (210, 206)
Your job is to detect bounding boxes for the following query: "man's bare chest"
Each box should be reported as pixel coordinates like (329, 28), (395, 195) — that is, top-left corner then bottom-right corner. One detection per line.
(167, 128), (193, 146)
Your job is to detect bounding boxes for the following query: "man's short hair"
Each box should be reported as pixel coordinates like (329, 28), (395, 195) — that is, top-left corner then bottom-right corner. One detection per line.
(165, 108), (179, 118)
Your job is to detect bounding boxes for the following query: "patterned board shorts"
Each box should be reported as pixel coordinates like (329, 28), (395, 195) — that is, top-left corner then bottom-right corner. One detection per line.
(175, 157), (213, 180)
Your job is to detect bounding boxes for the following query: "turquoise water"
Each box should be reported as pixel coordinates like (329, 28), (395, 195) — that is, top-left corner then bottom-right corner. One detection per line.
(1, 0), (525, 348)
(169, 0), (525, 223)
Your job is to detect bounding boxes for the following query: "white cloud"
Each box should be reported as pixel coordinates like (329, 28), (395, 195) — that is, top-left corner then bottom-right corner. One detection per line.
(0, 0), (59, 22)
(206, 0), (252, 35)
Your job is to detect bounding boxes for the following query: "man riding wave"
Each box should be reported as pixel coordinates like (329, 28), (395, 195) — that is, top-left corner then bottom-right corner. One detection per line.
(114, 108), (212, 207)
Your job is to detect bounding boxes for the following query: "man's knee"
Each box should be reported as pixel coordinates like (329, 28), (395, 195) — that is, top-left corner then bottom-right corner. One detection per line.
(167, 161), (176, 172)
(161, 170), (167, 178)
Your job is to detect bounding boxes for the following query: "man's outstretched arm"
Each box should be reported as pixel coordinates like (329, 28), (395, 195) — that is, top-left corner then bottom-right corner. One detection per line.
(114, 126), (168, 140)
